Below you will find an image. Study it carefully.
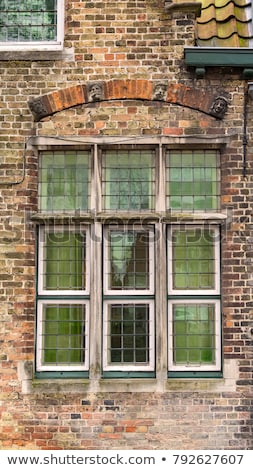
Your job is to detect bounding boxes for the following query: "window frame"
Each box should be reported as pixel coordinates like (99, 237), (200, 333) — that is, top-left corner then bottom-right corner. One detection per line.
(167, 299), (221, 372)
(39, 148), (91, 213)
(167, 225), (220, 296)
(100, 147), (157, 212)
(34, 140), (223, 379)
(166, 149), (220, 213)
(102, 224), (155, 373)
(167, 224), (221, 373)
(103, 299), (155, 372)
(0, 0), (65, 51)
(36, 224), (90, 372)
(36, 298), (90, 372)
(103, 225), (155, 296)
(38, 225), (90, 297)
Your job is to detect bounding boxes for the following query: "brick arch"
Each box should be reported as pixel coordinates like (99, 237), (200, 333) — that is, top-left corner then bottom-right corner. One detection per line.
(28, 79), (228, 121)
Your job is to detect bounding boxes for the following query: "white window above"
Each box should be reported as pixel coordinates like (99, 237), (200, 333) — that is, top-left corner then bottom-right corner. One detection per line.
(0, 0), (64, 51)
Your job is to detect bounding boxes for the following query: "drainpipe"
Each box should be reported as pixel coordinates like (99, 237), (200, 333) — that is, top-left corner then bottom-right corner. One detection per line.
(243, 82), (253, 177)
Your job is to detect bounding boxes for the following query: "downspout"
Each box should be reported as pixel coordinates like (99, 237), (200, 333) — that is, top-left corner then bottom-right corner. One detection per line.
(243, 86), (248, 178)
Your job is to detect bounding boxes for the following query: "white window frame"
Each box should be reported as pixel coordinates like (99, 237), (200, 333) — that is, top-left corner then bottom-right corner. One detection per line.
(167, 225), (220, 296)
(36, 299), (89, 372)
(38, 225), (90, 297)
(168, 299), (221, 372)
(103, 299), (155, 372)
(0, 0), (65, 51)
(103, 225), (155, 296)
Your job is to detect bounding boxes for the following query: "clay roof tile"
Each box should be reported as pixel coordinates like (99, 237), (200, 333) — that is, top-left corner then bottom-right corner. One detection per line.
(196, 0), (253, 46)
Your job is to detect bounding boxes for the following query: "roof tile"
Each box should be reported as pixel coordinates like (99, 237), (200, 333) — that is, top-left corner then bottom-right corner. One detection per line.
(196, 0), (253, 47)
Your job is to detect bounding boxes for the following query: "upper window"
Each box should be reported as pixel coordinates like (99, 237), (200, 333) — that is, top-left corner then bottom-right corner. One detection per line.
(101, 149), (156, 211)
(0, 0), (64, 51)
(166, 150), (220, 212)
(39, 149), (90, 212)
(39, 147), (220, 214)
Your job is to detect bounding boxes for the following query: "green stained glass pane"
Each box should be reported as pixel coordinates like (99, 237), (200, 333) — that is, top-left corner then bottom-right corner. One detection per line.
(175, 349), (187, 363)
(170, 168), (181, 181)
(57, 322), (69, 335)
(183, 153), (193, 166)
(170, 181), (181, 195)
(42, 304), (86, 365)
(188, 349), (201, 362)
(103, 150), (155, 210)
(45, 335), (57, 348)
(45, 350), (57, 363)
(172, 303), (215, 365)
(169, 154), (181, 167)
(172, 229), (215, 290)
(182, 195), (194, 209)
(40, 151), (90, 212)
(182, 168), (192, 181)
(205, 153), (216, 166)
(170, 196), (181, 209)
(44, 232), (85, 291)
(194, 167), (205, 180)
(167, 150), (219, 211)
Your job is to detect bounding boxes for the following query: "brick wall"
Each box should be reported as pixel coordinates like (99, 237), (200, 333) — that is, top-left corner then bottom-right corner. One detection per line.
(1, 392), (252, 449)
(0, 0), (253, 449)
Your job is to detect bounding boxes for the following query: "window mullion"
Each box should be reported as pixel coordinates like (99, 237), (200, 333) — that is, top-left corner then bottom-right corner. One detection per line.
(155, 221), (167, 379)
(93, 144), (101, 213)
(156, 143), (166, 213)
(89, 221), (103, 379)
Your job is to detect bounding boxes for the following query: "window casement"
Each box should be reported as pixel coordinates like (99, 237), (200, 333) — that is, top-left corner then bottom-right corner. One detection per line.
(166, 149), (220, 212)
(167, 225), (221, 374)
(0, 0), (64, 51)
(101, 148), (156, 211)
(103, 226), (155, 374)
(36, 226), (90, 372)
(35, 144), (222, 379)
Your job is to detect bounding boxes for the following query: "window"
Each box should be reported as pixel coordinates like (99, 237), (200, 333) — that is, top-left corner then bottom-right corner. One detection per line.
(39, 149), (90, 212)
(101, 149), (156, 211)
(36, 144), (222, 378)
(37, 226), (90, 372)
(0, 0), (64, 51)
(166, 149), (220, 212)
(103, 226), (155, 373)
(167, 226), (221, 373)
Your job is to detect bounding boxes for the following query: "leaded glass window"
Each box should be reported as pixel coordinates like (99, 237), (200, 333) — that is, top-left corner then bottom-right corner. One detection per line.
(168, 301), (220, 371)
(38, 301), (89, 370)
(166, 150), (220, 211)
(0, 0), (64, 50)
(102, 149), (156, 211)
(103, 227), (155, 371)
(37, 227), (89, 371)
(168, 225), (221, 371)
(36, 144), (221, 376)
(39, 150), (90, 212)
